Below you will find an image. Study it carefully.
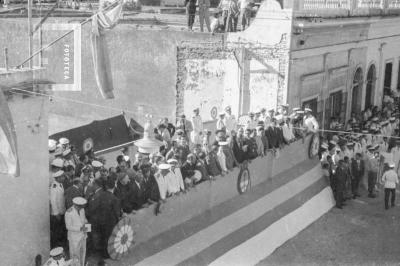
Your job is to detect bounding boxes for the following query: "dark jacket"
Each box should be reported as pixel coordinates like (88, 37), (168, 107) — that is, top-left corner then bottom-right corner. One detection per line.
(205, 151), (222, 176)
(351, 159), (365, 178)
(114, 181), (136, 213)
(64, 185), (83, 210)
(88, 190), (121, 227)
(181, 161), (196, 179)
(131, 181), (146, 210)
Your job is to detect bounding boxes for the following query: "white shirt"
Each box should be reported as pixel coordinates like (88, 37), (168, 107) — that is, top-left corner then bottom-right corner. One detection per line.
(65, 207), (87, 243)
(155, 172), (168, 200)
(216, 119), (225, 131)
(50, 181), (66, 216)
(381, 169), (399, 189)
(167, 168), (185, 194)
(191, 115), (203, 134)
(217, 148), (227, 172)
(224, 114), (237, 134)
(282, 123), (294, 142)
(304, 115), (319, 133)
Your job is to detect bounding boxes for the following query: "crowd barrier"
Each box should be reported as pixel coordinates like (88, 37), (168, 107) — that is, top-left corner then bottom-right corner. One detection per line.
(107, 134), (318, 259)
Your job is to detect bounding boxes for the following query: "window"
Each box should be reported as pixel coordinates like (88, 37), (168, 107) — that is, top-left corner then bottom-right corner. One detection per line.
(302, 98), (318, 116)
(384, 62), (393, 96)
(330, 91), (342, 119)
(365, 64), (376, 109)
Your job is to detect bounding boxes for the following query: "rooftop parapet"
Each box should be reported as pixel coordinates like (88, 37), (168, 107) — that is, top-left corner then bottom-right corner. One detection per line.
(282, 0), (400, 17)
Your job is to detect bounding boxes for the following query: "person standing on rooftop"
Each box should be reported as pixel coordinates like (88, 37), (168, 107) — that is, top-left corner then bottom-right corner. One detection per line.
(197, 0), (211, 32)
(185, 0), (197, 31)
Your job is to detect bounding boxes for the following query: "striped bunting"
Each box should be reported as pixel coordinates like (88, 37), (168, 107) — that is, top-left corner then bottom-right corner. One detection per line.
(107, 159), (334, 266)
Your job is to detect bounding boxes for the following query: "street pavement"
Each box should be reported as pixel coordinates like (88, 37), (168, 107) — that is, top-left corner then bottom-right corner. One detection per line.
(258, 186), (400, 266)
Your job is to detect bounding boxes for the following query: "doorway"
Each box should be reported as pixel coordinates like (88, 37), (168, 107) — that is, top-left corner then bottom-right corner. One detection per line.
(351, 67), (363, 116)
(365, 64), (376, 109)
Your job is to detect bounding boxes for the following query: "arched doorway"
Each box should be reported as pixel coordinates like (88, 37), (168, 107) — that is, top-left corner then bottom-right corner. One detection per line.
(351, 67), (363, 115)
(365, 64), (376, 109)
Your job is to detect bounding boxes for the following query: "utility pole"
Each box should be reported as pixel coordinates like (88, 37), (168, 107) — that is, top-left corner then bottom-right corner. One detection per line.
(28, 0), (33, 69)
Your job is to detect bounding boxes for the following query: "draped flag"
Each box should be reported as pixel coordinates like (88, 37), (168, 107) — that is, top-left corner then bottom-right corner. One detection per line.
(0, 90), (19, 176)
(91, 0), (123, 99)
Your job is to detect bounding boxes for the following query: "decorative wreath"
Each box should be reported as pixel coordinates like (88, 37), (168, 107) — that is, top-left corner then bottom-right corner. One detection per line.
(308, 133), (320, 159)
(237, 167), (251, 194)
(107, 217), (135, 260)
(82, 138), (94, 153)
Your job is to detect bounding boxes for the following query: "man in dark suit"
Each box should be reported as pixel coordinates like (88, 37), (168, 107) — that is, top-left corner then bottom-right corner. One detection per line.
(88, 178), (121, 259)
(131, 170), (146, 210)
(351, 153), (364, 198)
(265, 119), (278, 149)
(64, 178), (83, 210)
(334, 160), (347, 209)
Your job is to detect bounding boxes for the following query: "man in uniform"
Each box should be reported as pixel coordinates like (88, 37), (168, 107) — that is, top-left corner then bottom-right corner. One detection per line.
(350, 153), (364, 198)
(334, 160), (347, 209)
(216, 113), (226, 132)
(50, 170), (67, 248)
(366, 146), (379, 198)
(224, 106), (237, 135)
(381, 162), (399, 210)
(65, 197), (89, 266)
(303, 107), (319, 134)
(191, 108), (203, 147)
(44, 247), (71, 266)
(88, 178), (121, 259)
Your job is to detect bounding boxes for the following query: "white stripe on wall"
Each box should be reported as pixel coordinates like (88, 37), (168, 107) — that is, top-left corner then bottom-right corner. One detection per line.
(135, 165), (324, 266)
(209, 187), (335, 266)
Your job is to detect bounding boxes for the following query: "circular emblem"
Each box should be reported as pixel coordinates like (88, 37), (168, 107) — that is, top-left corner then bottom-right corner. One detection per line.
(237, 168), (251, 194)
(210, 107), (218, 120)
(83, 138), (93, 153)
(108, 217), (135, 260)
(308, 133), (320, 159)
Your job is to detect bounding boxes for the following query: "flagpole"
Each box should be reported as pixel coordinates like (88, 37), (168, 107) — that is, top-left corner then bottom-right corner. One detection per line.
(28, 0), (33, 69)
(16, 0), (121, 69)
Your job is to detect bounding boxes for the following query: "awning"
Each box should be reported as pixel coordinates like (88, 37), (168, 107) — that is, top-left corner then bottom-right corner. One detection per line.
(50, 114), (141, 155)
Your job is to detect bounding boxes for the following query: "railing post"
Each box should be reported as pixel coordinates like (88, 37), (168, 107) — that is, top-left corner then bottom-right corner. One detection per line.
(4, 48), (8, 71)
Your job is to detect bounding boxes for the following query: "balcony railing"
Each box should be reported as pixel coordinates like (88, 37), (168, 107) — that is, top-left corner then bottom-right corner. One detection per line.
(286, 0), (400, 17)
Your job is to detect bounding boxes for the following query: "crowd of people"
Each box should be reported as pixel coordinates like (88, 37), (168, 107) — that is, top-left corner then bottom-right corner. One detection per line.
(320, 93), (400, 210)
(185, 0), (255, 33)
(47, 104), (319, 265)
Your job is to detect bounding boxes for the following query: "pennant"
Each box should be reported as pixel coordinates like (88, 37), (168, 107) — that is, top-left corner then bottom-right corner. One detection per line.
(90, 0), (123, 99)
(0, 90), (19, 176)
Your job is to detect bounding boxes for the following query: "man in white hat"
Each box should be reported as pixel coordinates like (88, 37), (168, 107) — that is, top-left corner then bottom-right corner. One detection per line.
(381, 162), (399, 209)
(65, 197), (88, 266)
(49, 139), (57, 164)
(191, 108), (204, 147)
(224, 106), (237, 136)
(50, 170), (66, 248)
(216, 112), (226, 131)
(44, 247), (71, 266)
(303, 107), (319, 134)
(63, 149), (76, 169)
(155, 164), (171, 200)
(58, 137), (70, 152)
(167, 158), (185, 195)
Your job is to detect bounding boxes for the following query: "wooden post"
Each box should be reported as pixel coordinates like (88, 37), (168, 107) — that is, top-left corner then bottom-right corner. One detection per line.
(28, 0), (33, 69)
(4, 48), (8, 71)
